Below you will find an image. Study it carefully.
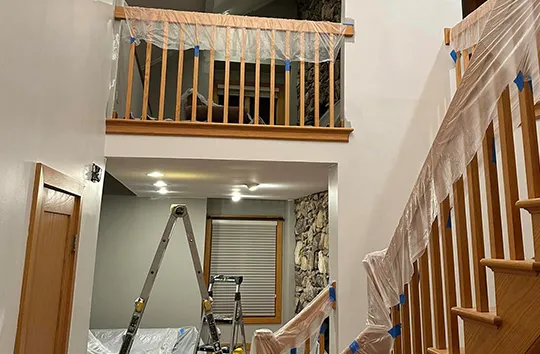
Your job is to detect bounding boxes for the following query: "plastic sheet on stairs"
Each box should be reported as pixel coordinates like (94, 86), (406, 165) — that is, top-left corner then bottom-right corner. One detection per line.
(346, 0), (540, 352)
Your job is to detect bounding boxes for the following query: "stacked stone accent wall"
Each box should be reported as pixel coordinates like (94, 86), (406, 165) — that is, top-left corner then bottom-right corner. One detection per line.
(294, 191), (329, 313)
(296, 0), (341, 126)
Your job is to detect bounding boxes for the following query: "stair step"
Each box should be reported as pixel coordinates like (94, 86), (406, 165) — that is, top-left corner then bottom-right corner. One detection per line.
(481, 258), (540, 275)
(516, 198), (540, 212)
(451, 307), (502, 327)
(427, 347), (465, 354)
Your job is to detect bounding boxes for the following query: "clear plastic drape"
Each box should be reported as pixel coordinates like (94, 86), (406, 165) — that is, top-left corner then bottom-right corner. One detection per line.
(346, 0), (540, 352)
(123, 7), (346, 64)
(251, 284), (334, 354)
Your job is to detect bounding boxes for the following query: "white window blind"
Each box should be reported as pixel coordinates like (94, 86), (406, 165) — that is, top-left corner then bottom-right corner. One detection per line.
(209, 219), (278, 317)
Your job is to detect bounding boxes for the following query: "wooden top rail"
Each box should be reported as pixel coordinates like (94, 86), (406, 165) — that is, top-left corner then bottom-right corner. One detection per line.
(114, 6), (354, 37)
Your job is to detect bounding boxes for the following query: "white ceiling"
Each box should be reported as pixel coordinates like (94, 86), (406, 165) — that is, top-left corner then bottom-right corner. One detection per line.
(106, 157), (330, 200)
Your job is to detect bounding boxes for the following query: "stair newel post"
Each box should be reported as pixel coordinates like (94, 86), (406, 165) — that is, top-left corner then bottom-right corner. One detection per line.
(498, 86), (524, 259)
(516, 77), (540, 260)
(440, 198), (460, 353)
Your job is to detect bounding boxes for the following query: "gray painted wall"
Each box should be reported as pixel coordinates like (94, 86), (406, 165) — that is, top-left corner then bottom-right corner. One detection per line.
(90, 196), (207, 329)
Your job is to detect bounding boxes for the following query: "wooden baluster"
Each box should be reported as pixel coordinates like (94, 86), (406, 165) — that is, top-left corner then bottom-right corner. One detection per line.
(175, 24), (184, 121)
(207, 26), (216, 123)
(329, 34), (335, 128)
(402, 286), (411, 354)
(125, 28), (136, 119)
(223, 27), (231, 124)
(419, 250), (433, 352)
(141, 25), (152, 120)
(440, 198), (460, 353)
(453, 176), (473, 308)
(518, 78), (540, 259)
(300, 32), (305, 126)
(467, 156), (489, 312)
(314, 33), (320, 127)
(455, 51), (462, 86)
(392, 306), (402, 354)
(270, 30), (276, 126)
(429, 217), (446, 349)
(191, 25), (200, 122)
(463, 48), (470, 70)
(158, 22), (169, 121)
(319, 326), (325, 354)
(305, 337), (310, 354)
(239, 28), (246, 124)
(255, 29), (261, 125)
(482, 122), (505, 258)
(498, 86), (524, 259)
(285, 31), (291, 126)
(410, 262), (422, 353)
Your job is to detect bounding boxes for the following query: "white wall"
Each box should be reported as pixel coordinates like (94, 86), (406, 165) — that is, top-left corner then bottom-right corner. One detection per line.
(90, 196), (207, 329)
(207, 198), (297, 342)
(105, 0), (462, 350)
(0, 0), (111, 353)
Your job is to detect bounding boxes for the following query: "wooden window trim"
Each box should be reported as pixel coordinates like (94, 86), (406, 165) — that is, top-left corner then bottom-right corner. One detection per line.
(15, 163), (85, 353)
(204, 215), (283, 324)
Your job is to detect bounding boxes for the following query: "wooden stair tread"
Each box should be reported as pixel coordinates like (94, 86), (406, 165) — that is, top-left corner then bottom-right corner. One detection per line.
(481, 258), (540, 275)
(427, 347), (465, 354)
(451, 307), (502, 326)
(516, 198), (540, 212)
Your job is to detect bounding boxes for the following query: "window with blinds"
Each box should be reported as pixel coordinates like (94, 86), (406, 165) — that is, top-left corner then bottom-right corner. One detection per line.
(208, 219), (281, 320)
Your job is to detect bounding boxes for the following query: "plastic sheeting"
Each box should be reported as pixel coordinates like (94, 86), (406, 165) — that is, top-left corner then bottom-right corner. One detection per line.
(251, 284), (334, 354)
(122, 7), (346, 64)
(450, 0), (495, 51)
(347, 0), (540, 353)
(87, 327), (200, 354)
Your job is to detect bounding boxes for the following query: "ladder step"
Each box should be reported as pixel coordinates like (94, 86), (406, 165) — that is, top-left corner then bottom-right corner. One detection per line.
(215, 317), (234, 324)
(198, 345), (233, 353)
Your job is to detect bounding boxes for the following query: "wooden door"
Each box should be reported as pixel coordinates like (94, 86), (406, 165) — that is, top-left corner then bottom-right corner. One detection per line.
(15, 163), (84, 354)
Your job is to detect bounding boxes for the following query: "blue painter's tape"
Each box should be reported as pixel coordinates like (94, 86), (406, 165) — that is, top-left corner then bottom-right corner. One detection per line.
(492, 137), (497, 164)
(446, 211), (452, 228)
(290, 349), (297, 354)
(399, 293), (406, 305)
(194, 45), (200, 57)
(285, 59), (291, 72)
(343, 23), (354, 26)
(329, 287), (336, 302)
(515, 71), (525, 91)
(450, 50), (457, 63)
(388, 324), (402, 338)
(129, 37), (136, 44)
(320, 324), (325, 334)
(349, 340), (361, 353)
(179, 328), (185, 335)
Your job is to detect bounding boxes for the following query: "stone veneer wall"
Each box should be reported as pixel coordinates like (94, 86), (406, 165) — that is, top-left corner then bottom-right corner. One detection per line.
(296, 0), (341, 126)
(294, 191), (329, 313)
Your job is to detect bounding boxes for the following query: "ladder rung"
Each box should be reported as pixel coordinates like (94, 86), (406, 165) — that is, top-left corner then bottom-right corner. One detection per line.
(198, 345), (233, 353)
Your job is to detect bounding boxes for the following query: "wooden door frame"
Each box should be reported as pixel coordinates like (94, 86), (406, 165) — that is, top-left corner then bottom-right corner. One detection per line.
(14, 163), (85, 354)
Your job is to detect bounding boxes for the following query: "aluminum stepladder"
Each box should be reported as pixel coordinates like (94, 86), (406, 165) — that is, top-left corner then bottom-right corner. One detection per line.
(119, 205), (223, 354)
(195, 275), (247, 354)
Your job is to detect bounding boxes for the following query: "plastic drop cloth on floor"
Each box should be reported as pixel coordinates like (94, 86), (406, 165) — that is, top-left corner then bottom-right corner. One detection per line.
(344, 0), (540, 353)
(87, 326), (200, 354)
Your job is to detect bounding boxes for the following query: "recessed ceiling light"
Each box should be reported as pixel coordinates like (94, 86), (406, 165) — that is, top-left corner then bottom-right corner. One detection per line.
(147, 171), (164, 178)
(246, 183), (259, 191)
(158, 188), (169, 195)
(153, 180), (167, 187)
(231, 194), (242, 202)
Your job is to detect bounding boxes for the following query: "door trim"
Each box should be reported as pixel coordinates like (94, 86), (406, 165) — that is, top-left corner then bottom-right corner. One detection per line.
(14, 163), (85, 354)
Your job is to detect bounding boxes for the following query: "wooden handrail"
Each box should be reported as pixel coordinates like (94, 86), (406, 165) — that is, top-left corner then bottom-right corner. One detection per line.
(114, 6), (354, 37)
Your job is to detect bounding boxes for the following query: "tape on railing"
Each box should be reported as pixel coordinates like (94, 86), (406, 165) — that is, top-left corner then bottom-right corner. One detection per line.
(290, 348), (297, 354)
(450, 49), (457, 63)
(329, 286), (336, 303)
(194, 45), (200, 57)
(492, 137), (497, 164)
(514, 71), (525, 91)
(446, 211), (452, 228)
(388, 324), (402, 338)
(285, 59), (291, 72)
(320, 323), (325, 334)
(348, 340), (361, 353)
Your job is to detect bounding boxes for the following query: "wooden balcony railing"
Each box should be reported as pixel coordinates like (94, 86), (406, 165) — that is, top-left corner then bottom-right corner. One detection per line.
(106, 6), (354, 142)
